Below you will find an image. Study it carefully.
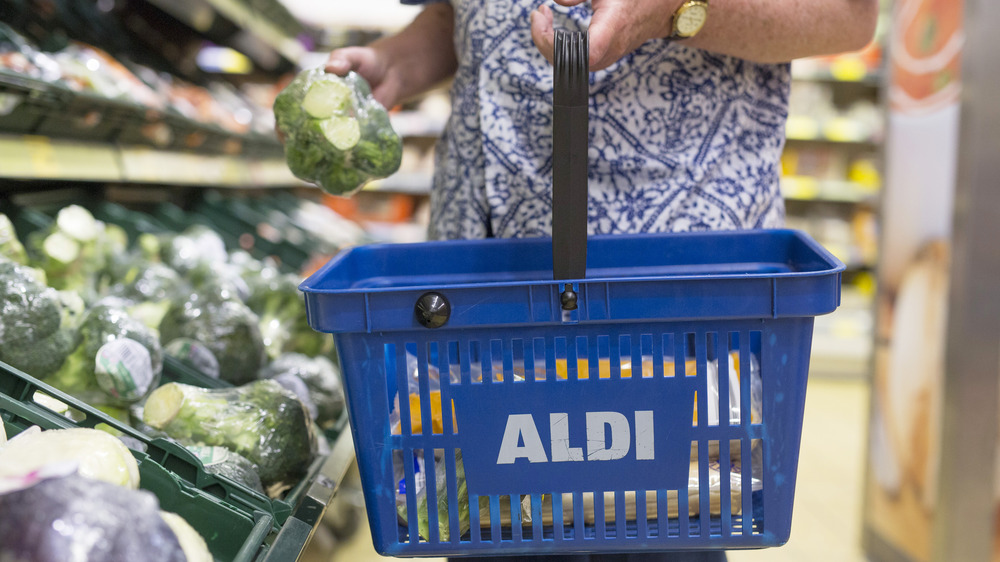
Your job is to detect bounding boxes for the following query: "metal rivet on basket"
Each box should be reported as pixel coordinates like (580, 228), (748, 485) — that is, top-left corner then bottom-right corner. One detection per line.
(415, 292), (450, 329)
(560, 287), (578, 311)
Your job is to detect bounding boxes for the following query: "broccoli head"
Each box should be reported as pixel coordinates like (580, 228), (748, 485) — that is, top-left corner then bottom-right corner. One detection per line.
(274, 68), (402, 194)
(0, 259), (63, 353)
(159, 296), (266, 385)
(259, 353), (345, 430)
(45, 303), (164, 406)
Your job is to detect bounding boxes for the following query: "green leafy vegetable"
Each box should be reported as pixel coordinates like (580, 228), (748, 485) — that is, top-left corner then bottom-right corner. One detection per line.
(274, 68), (403, 194)
(142, 380), (318, 497)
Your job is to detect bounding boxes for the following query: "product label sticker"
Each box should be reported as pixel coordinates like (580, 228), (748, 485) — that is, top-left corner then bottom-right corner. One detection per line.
(187, 445), (230, 467)
(94, 338), (153, 401)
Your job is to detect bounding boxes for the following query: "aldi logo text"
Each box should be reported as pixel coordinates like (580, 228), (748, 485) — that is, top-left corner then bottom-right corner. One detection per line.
(496, 411), (655, 464)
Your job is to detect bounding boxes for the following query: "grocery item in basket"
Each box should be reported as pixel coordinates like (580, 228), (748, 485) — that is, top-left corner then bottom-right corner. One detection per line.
(395, 450), (531, 541)
(185, 445), (265, 494)
(0, 474), (186, 562)
(160, 511), (213, 562)
(546, 458), (762, 524)
(389, 350), (457, 435)
(46, 303), (163, 406)
(142, 380), (318, 497)
(259, 353), (346, 430)
(274, 68), (403, 195)
(0, 426), (140, 489)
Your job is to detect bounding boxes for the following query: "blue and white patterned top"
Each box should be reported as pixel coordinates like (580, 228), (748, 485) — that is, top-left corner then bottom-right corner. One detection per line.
(417, 0), (789, 240)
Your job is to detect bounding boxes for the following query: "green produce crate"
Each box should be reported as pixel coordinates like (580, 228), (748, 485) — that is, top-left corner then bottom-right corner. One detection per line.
(0, 361), (297, 527)
(162, 355), (231, 389)
(1, 383), (272, 562)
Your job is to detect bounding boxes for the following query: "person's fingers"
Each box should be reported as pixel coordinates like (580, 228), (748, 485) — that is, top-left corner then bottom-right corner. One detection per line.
(530, 5), (556, 65)
(551, 0), (587, 5)
(324, 47), (373, 76)
(586, 5), (624, 71)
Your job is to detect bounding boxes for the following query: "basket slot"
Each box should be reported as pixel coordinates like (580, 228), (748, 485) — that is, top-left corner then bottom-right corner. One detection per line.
(404, 448), (421, 543)
(752, 440), (764, 535)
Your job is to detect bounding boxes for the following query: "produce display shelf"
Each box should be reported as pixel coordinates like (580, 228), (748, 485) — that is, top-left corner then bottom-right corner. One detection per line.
(0, 361), (354, 561)
(0, 134), (294, 186)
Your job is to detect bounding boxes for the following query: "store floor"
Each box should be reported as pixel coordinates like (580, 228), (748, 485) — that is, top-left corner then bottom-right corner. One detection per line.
(320, 376), (871, 562)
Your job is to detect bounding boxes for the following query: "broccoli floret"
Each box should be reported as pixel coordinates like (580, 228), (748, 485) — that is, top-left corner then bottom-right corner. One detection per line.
(25, 205), (125, 302)
(1, 328), (75, 378)
(143, 380), (318, 497)
(160, 225), (228, 274)
(259, 353), (345, 430)
(0, 259), (62, 351)
(159, 296), (265, 385)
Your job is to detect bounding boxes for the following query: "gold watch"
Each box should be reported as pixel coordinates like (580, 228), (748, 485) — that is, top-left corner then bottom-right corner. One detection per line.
(668, 0), (709, 40)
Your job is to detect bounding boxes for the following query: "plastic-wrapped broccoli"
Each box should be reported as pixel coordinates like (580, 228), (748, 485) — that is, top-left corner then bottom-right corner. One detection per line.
(26, 205), (127, 302)
(245, 266), (334, 359)
(274, 68), (403, 195)
(259, 353), (345, 430)
(0, 259), (76, 378)
(159, 293), (265, 385)
(160, 224), (229, 274)
(142, 380), (318, 497)
(45, 303), (164, 407)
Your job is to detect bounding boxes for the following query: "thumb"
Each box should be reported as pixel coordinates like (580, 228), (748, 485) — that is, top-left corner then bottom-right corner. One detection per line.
(530, 5), (556, 65)
(551, 0), (588, 5)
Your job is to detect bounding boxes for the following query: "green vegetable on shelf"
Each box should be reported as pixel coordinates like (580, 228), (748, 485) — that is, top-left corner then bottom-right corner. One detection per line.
(274, 68), (403, 195)
(159, 293), (265, 385)
(0, 259), (74, 378)
(259, 353), (345, 430)
(0, 213), (28, 265)
(25, 205), (126, 303)
(46, 303), (164, 407)
(142, 380), (318, 497)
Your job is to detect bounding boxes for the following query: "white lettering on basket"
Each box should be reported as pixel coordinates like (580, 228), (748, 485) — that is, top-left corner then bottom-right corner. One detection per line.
(496, 411), (655, 465)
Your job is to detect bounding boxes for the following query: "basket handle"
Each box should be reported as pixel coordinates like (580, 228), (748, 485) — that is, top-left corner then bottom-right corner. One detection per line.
(551, 30), (589, 288)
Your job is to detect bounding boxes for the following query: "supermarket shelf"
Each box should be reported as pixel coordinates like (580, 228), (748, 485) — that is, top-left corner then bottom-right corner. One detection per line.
(781, 176), (879, 204)
(263, 427), (356, 561)
(785, 115), (881, 145)
(144, 0), (308, 68)
(0, 135), (122, 182)
(0, 134), (298, 187)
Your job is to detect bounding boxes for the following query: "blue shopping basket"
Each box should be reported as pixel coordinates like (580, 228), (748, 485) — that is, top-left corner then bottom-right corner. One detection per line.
(300, 32), (845, 557)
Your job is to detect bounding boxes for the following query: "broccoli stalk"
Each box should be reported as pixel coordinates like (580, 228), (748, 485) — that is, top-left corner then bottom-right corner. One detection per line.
(143, 381), (318, 497)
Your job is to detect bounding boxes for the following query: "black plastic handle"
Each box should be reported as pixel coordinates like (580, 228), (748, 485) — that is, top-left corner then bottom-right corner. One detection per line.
(551, 30), (589, 283)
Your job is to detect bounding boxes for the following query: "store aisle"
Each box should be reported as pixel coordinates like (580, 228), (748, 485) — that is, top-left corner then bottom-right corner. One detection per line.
(331, 376), (871, 562)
